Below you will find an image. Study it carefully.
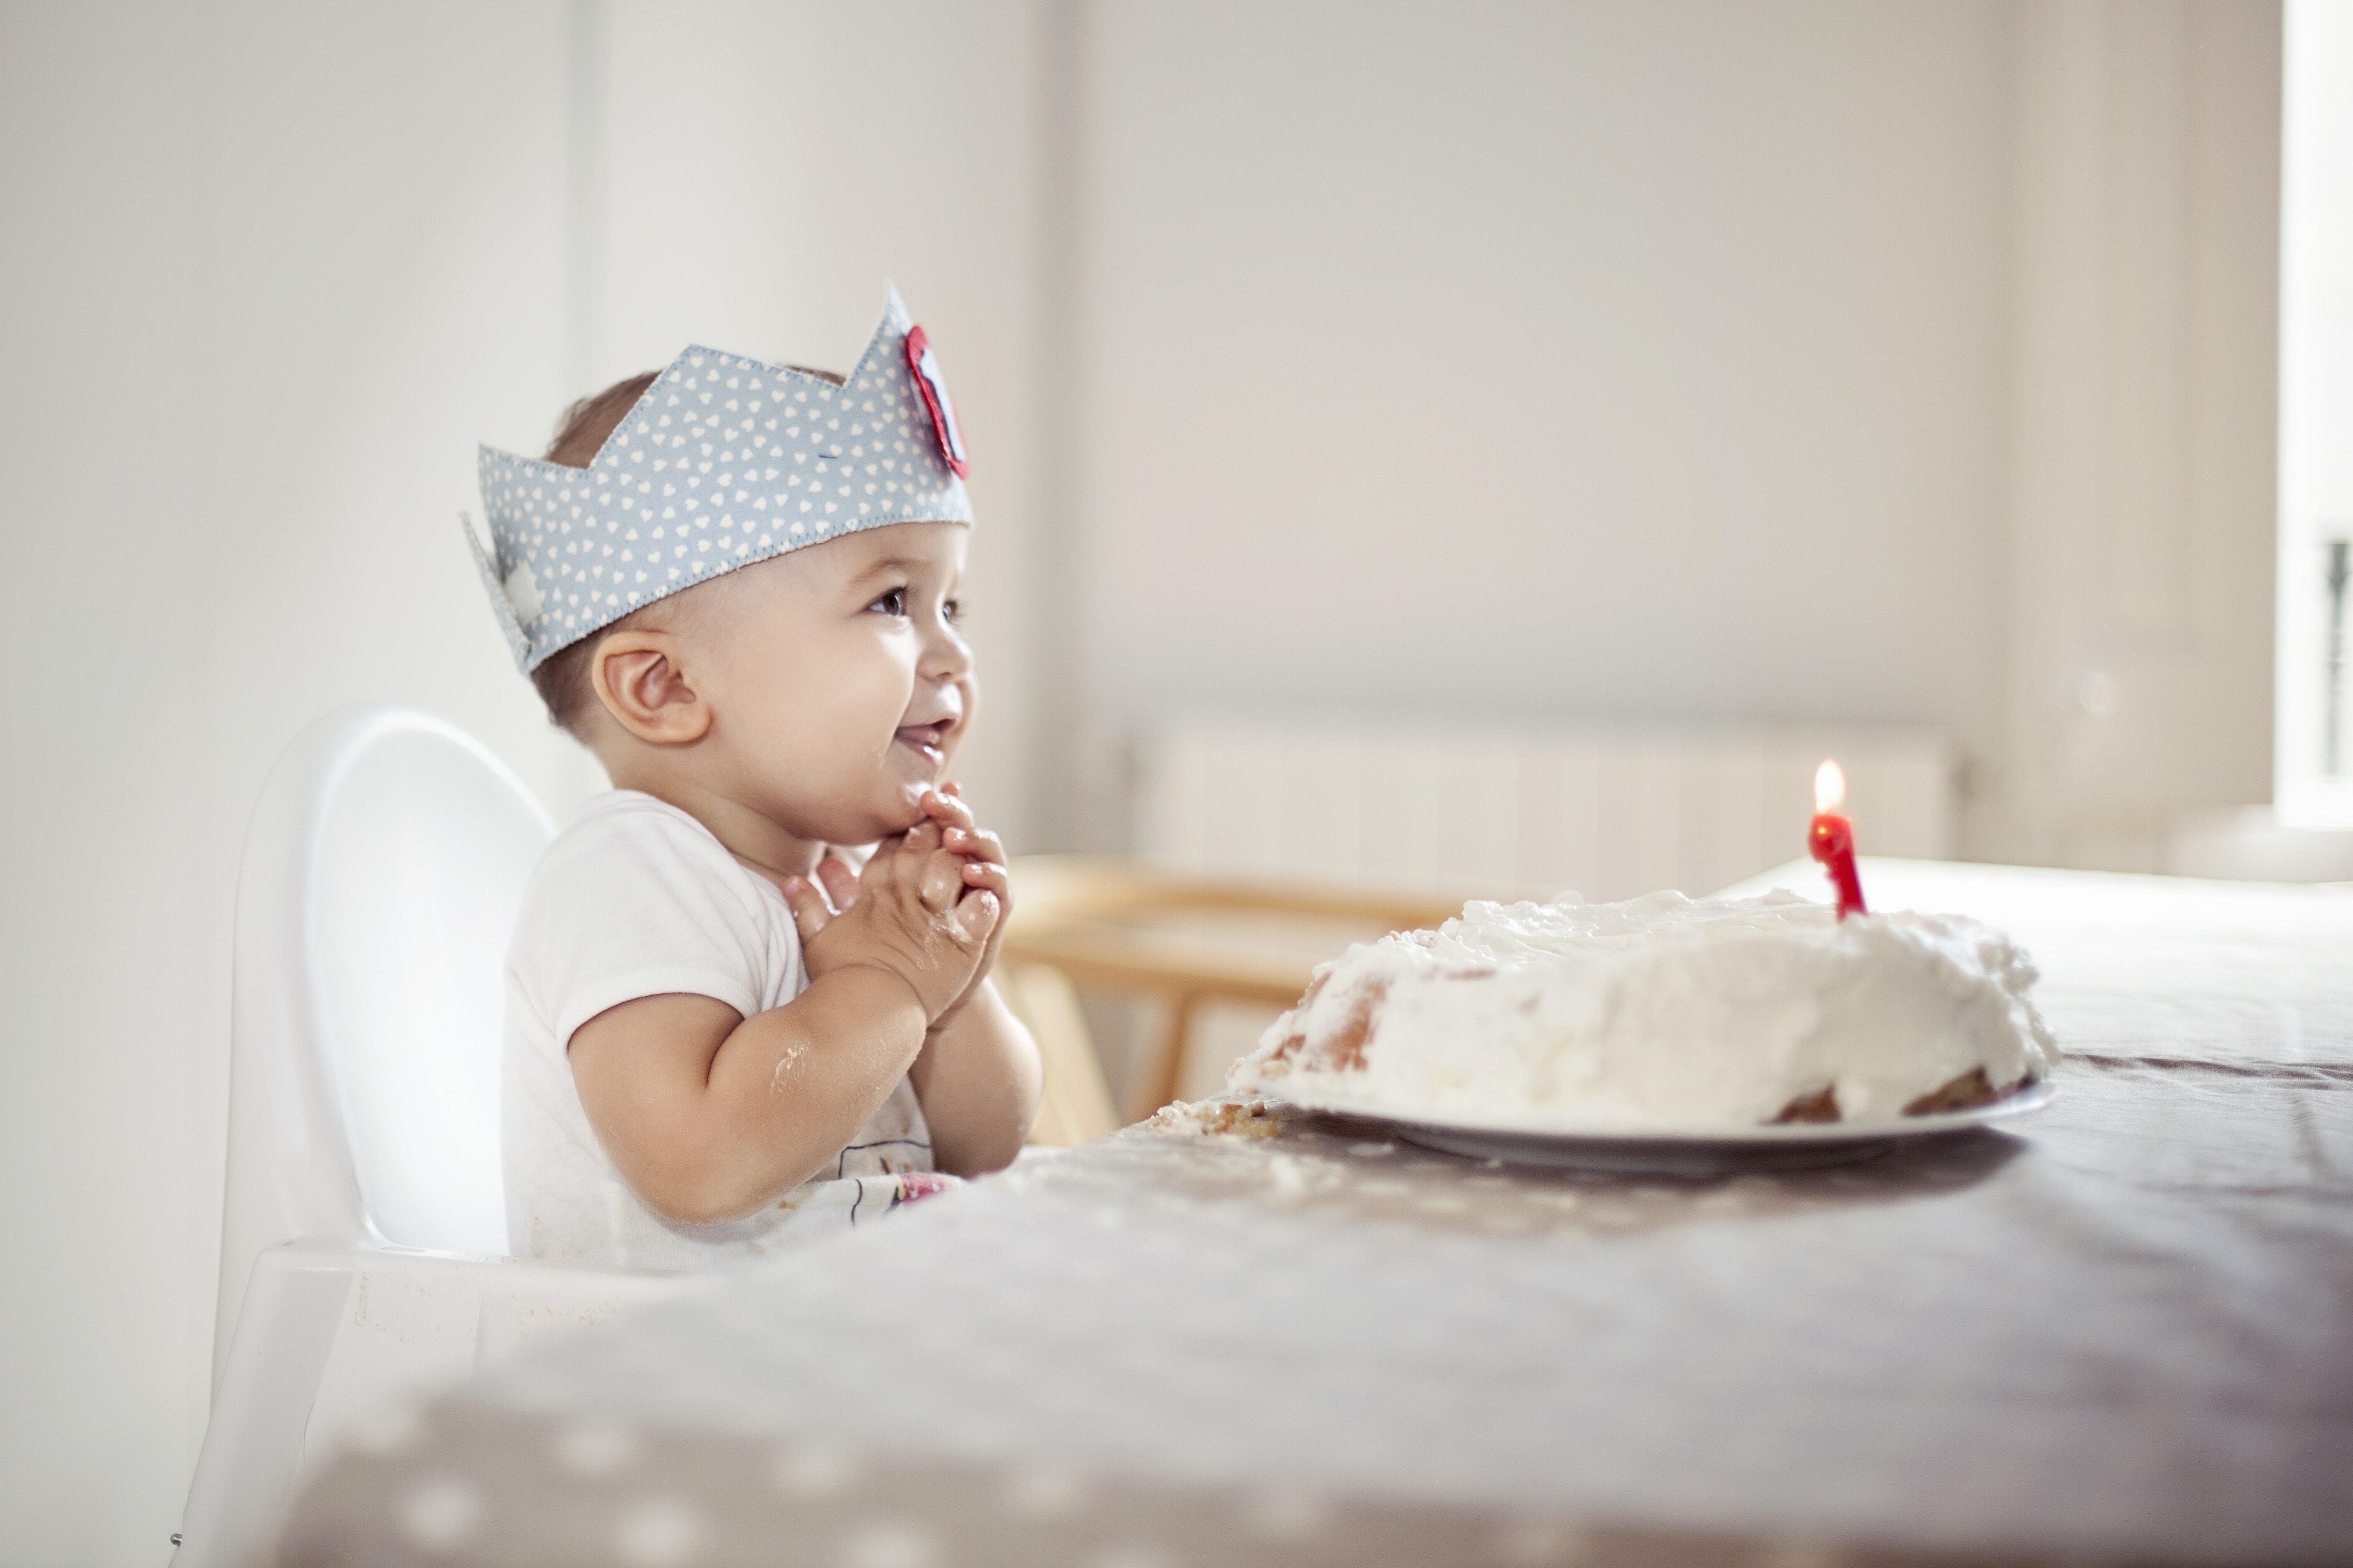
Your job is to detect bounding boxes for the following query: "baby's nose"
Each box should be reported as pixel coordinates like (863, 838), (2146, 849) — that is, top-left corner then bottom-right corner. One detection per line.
(922, 623), (974, 680)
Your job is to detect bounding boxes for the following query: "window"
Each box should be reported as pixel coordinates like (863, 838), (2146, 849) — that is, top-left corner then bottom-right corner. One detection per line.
(2279, 0), (2353, 826)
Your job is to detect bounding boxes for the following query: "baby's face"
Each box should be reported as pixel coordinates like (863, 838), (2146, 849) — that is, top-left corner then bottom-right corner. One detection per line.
(691, 520), (974, 844)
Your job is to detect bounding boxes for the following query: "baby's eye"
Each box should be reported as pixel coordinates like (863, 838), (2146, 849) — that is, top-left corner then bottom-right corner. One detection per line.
(868, 588), (907, 617)
(942, 596), (964, 624)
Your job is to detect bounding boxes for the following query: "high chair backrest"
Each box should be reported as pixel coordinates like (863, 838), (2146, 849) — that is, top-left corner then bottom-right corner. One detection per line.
(214, 707), (555, 1385)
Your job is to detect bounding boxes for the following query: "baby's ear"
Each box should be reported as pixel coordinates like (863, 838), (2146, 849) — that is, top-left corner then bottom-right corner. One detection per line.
(590, 629), (711, 745)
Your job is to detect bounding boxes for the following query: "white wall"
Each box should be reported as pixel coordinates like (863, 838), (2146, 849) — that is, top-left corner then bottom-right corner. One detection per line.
(1, 8), (217, 1558)
(1060, 1), (2017, 843)
(1051, 0), (2279, 866)
(2004, 0), (2279, 869)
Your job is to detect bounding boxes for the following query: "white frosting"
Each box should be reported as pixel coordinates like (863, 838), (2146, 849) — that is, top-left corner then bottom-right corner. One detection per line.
(1231, 889), (2056, 1131)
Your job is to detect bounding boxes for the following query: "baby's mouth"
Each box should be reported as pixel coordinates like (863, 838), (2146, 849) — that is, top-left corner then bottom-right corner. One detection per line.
(894, 718), (956, 767)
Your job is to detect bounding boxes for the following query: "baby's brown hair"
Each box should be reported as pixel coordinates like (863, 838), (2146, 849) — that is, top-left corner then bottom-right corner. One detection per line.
(528, 372), (659, 732)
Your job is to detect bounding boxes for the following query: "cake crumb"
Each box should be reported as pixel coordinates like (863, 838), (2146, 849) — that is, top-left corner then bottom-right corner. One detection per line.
(1144, 1094), (1282, 1139)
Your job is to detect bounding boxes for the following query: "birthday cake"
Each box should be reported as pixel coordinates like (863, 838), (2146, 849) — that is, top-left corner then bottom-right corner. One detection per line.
(1229, 889), (2055, 1132)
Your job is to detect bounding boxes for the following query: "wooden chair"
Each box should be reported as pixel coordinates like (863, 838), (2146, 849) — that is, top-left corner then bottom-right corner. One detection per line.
(1000, 856), (1464, 1141)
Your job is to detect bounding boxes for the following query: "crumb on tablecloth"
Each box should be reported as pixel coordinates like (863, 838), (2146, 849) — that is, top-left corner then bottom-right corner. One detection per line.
(1144, 1094), (1284, 1139)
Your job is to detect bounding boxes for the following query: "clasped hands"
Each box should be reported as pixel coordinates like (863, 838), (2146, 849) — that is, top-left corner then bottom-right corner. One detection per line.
(779, 786), (1010, 1025)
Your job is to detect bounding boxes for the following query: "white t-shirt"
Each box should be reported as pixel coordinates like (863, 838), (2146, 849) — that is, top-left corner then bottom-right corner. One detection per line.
(503, 790), (942, 1271)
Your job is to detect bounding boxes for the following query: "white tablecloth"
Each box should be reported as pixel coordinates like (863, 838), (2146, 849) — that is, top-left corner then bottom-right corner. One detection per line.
(278, 861), (2353, 1567)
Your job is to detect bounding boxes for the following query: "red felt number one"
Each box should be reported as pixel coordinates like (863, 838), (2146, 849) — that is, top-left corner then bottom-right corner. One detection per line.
(905, 325), (968, 478)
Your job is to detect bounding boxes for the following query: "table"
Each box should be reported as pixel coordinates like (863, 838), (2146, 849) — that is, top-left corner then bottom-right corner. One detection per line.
(273, 861), (2353, 1567)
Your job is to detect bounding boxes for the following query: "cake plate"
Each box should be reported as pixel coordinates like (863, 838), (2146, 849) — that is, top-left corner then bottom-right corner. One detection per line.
(1275, 1080), (2055, 1175)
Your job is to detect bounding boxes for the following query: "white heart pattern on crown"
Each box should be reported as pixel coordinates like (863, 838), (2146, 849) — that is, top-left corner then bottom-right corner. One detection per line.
(461, 284), (974, 672)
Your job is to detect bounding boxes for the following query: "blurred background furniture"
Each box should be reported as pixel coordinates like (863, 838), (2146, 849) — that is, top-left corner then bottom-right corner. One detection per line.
(1003, 858), (1461, 1129)
(177, 710), (695, 1568)
(1136, 716), (1954, 902)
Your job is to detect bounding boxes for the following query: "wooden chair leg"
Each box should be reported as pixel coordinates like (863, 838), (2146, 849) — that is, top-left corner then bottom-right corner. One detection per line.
(1122, 993), (1196, 1124)
(1005, 964), (1120, 1146)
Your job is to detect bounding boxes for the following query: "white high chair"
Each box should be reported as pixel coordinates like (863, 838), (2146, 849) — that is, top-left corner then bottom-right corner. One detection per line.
(175, 708), (697, 1568)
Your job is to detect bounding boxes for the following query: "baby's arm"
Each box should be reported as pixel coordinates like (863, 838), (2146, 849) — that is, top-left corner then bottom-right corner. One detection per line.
(568, 820), (997, 1225)
(910, 985), (1039, 1175)
(900, 790), (1041, 1173)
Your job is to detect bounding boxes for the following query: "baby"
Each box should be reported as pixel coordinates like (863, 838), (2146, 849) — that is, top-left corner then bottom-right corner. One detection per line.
(467, 290), (1039, 1268)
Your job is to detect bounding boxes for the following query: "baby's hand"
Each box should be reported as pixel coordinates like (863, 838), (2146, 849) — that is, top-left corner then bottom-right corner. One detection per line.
(781, 808), (998, 1022)
(921, 784), (1012, 1025)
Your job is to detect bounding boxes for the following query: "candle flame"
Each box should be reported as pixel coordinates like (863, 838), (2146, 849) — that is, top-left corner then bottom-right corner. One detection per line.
(1814, 759), (1846, 814)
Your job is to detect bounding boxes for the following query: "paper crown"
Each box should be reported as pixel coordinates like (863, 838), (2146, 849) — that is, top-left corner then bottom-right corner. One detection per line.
(464, 286), (974, 672)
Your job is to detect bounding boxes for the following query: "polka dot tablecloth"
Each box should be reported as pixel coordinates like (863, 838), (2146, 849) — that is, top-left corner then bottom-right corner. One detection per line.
(275, 866), (2353, 1568)
(288, 1399), (2074, 1568)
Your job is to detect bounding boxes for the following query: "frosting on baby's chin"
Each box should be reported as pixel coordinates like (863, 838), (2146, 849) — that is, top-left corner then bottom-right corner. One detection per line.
(1231, 889), (2056, 1132)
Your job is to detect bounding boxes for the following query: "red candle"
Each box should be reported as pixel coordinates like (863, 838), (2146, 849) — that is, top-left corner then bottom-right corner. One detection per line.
(1808, 759), (1868, 920)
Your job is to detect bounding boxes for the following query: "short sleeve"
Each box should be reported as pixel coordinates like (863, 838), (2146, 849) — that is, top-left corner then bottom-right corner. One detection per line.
(508, 799), (785, 1050)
